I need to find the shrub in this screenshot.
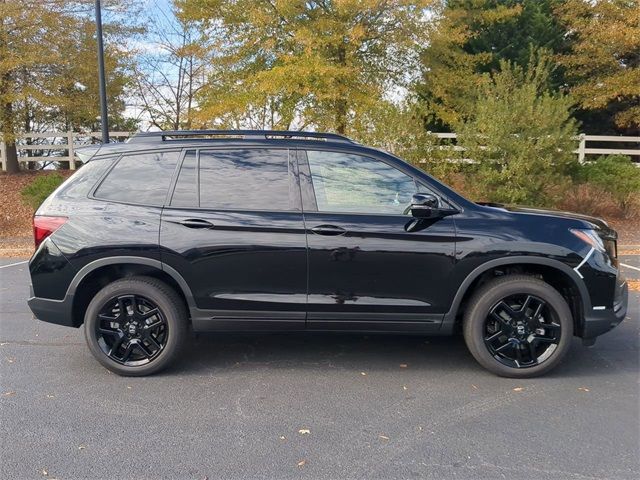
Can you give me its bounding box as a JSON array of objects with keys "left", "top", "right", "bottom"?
[
  {"left": 578, "top": 155, "right": 640, "bottom": 217},
  {"left": 558, "top": 183, "right": 623, "bottom": 219},
  {"left": 456, "top": 52, "right": 579, "bottom": 207},
  {"left": 21, "top": 173, "right": 65, "bottom": 210}
]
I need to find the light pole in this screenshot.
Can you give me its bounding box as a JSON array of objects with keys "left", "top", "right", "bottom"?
[{"left": 95, "top": 0, "right": 109, "bottom": 143}]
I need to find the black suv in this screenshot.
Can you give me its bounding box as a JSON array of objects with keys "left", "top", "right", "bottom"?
[{"left": 27, "top": 130, "right": 628, "bottom": 377}]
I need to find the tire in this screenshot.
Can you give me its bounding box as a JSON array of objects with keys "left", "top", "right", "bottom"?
[
  {"left": 463, "top": 275, "right": 573, "bottom": 378},
  {"left": 84, "top": 276, "right": 188, "bottom": 376}
]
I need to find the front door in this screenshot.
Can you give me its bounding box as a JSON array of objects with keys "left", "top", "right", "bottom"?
[
  {"left": 298, "top": 149, "right": 457, "bottom": 332},
  {"left": 160, "top": 147, "right": 307, "bottom": 331}
]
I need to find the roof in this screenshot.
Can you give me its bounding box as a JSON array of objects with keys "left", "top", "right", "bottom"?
[{"left": 76, "top": 130, "right": 360, "bottom": 161}]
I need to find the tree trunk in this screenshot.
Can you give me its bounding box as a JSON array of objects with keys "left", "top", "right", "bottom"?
[
  {"left": 2, "top": 99, "right": 19, "bottom": 172},
  {"left": 4, "top": 141, "right": 18, "bottom": 173},
  {"left": 334, "top": 45, "right": 348, "bottom": 135}
]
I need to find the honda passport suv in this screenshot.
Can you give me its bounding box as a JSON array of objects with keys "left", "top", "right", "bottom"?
[{"left": 27, "top": 130, "right": 628, "bottom": 377}]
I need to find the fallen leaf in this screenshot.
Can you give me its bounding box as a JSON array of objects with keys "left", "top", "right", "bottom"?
[
  {"left": 2, "top": 391, "right": 16, "bottom": 397},
  {"left": 513, "top": 387, "right": 525, "bottom": 392},
  {"left": 379, "top": 435, "right": 389, "bottom": 440},
  {"left": 399, "top": 364, "right": 408, "bottom": 368},
  {"left": 578, "top": 387, "right": 590, "bottom": 392},
  {"left": 297, "top": 460, "right": 306, "bottom": 468},
  {"left": 298, "top": 428, "right": 310, "bottom": 435},
  {"left": 360, "top": 372, "right": 367, "bottom": 376},
  {"left": 471, "top": 385, "right": 478, "bottom": 390}
]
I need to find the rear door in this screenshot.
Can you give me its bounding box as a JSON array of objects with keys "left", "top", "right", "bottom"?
[
  {"left": 160, "top": 147, "right": 308, "bottom": 331},
  {"left": 299, "top": 149, "right": 457, "bottom": 332}
]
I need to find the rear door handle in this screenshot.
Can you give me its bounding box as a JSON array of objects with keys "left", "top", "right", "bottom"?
[
  {"left": 178, "top": 218, "right": 214, "bottom": 229},
  {"left": 310, "top": 224, "right": 347, "bottom": 236}
]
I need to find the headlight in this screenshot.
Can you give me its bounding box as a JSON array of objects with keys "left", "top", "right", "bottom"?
[{"left": 570, "top": 228, "right": 605, "bottom": 252}]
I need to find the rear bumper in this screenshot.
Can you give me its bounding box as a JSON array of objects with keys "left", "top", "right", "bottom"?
[
  {"left": 27, "top": 284, "right": 76, "bottom": 328},
  {"left": 582, "top": 277, "right": 628, "bottom": 339}
]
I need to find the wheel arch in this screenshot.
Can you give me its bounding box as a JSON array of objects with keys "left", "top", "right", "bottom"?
[
  {"left": 68, "top": 256, "right": 195, "bottom": 327},
  {"left": 442, "top": 256, "right": 590, "bottom": 336}
]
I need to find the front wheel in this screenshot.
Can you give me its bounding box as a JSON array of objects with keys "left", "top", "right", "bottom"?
[
  {"left": 84, "top": 276, "right": 188, "bottom": 376},
  {"left": 463, "top": 275, "right": 573, "bottom": 378}
]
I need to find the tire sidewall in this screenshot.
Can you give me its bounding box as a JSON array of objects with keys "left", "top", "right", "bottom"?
[
  {"left": 84, "top": 279, "right": 185, "bottom": 376},
  {"left": 464, "top": 278, "right": 574, "bottom": 378}
]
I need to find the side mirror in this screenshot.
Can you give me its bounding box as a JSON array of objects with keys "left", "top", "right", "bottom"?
[{"left": 407, "top": 193, "right": 459, "bottom": 219}]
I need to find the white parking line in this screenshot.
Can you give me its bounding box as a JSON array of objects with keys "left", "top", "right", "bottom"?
[
  {"left": 621, "top": 263, "right": 640, "bottom": 273},
  {"left": 0, "top": 260, "right": 28, "bottom": 269}
]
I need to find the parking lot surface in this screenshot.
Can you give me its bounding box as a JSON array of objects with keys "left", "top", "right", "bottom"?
[{"left": 1, "top": 257, "right": 639, "bottom": 480}]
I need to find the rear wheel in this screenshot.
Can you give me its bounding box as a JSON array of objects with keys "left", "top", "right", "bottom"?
[
  {"left": 84, "top": 276, "right": 187, "bottom": 376},
  {"left": 463, "top": 275, "right": 573, "bottom": 378}
]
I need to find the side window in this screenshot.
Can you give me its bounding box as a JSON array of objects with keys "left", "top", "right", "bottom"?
[
  {"left": 306, "top": 150, "right": 417, "bottom": 214},
  {"left": 95, "top": 151, "right": 180, "bottom": 206},
  {"left": 55, "top": 157, "right": 116, "bottom": 200},
  {"left": 171, "top": 151, "right": 198, "bottom": 207},
  {"left": 197, "top": 149, "right": 291, "bottom": 210}
]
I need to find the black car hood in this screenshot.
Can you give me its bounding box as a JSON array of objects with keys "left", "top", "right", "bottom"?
[{"left": 477, "top": 202, "right": 615, "bottom": 237}]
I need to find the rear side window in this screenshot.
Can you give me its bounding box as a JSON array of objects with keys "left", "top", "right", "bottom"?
[
  {"left": 95, "top": 151, "right": 180, "bottom": 206},
  {"left": 171, "top": 149, "right": 291, "bottom": 210},
  {"left": 54, "top": 157, "right": 116, "bottom": 200}
]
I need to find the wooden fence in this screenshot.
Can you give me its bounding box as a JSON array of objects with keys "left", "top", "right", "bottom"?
[
  {"left": 429, "top": 133, "right": 639, "bottom": 164},
  {"left": 0, "top": 131, "right": 638, "bottom": 171},
  {"left": 0, "top": 131, "right": 132, "bottom": 171}
]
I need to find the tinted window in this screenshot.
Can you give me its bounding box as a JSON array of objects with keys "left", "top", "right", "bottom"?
[
  {"left": 171, "top": 151, "right": 198, "bottom": 207},
  {"left": 55, "top": 157, "right": 116, "bottom": 200},
  {"left": 95, "top": 151, "right": 179, "bottom": 206},
  {"left": 307, "top": 150, "right": 416, "bottom": 214},
  {"left": 198, "top": 149, "right": 290, "bottom": 210}
]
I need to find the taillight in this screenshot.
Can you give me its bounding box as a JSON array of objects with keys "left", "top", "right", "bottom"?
[{"left": 33, "top": 216, "right": 67, "bottom": 248}]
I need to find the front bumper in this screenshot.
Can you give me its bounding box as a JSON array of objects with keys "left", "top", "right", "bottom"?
[
  {"left": 582, "top": 276, "right": 628, "bottom": 339},
  {"left": 27, "top": 284, "right": 76, "bottom": 327}
]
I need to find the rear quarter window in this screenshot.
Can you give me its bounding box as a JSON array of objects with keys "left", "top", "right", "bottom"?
[
  {"left": 94, "top": 151, "right": 180, "bottom": 206},
  {"left": 53, "top": 157, "right": 116, "bottom": 201}
]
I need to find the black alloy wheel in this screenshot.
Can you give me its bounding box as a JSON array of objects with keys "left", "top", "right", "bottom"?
[
  {"left": 96, "top": 294, "right": 168, "bottom": 366},
  {"left": 84, "top": 276, "right": 187, "bottom": 376},
  {"left": 463, "top": 275, "right": 573, "bottom": 378},
  {"left": 484, "top": 294, "right": 561, "bottom": 368}
]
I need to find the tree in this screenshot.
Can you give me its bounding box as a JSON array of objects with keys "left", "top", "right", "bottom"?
[
  {"left": 177, "top": 0, "right": 434, "bottom": 134},
  {"left": 556, "top": 0, "right": 640, "bottom": 134},
  {"left": 0, "top": 0, "right": 137, "bottom": 172},
  {"left": 457, "top": 54, "right": 579, "bottom": 206},
  {"left": 133, "top": 5, "right": 209, "bottom": 130},
  {"left": 417, "top": 0, "right": 568, "bottom": 131}
]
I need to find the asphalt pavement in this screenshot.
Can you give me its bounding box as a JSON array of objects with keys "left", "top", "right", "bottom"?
[{"left": 1, "top": 257, "right": 638, "bottom": 480}]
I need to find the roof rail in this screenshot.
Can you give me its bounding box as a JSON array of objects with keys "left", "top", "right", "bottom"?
[{"left": 128, "top": 129, "right": 354, "bottom": 144}]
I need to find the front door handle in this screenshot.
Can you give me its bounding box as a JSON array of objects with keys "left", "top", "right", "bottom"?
[
  {"left": 179, "top": 218, "right": 214, "bottom": 229},
  {"left": 310, "top": 224, "right": 347, "bottom": 236}
]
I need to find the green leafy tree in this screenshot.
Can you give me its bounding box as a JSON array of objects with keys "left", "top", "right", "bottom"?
[
  {"left": 177, "top": 0, "right": 434, "bottom": 134},
  {"left": 556, "top": 0, "right": 640, "bottom": 133},
  {"left": 417, "top": 0, "right": 568, "bottom": 131},
  {"left": 457, "top": 54, "right": 579, "bottom": 206},
  {"left": 0, "top": 0, "right": 138, "bottom": 172}
]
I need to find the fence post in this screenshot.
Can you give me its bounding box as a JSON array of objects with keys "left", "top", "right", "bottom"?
[
  {"left": 577, "top": 133, "right": 586, "bottom": 164},
  {"left": 0, "top": 138, "right": 6, "bottom": 172},
  {"left": 67, "top": 131, "right": 76, "bottom": 170}
]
